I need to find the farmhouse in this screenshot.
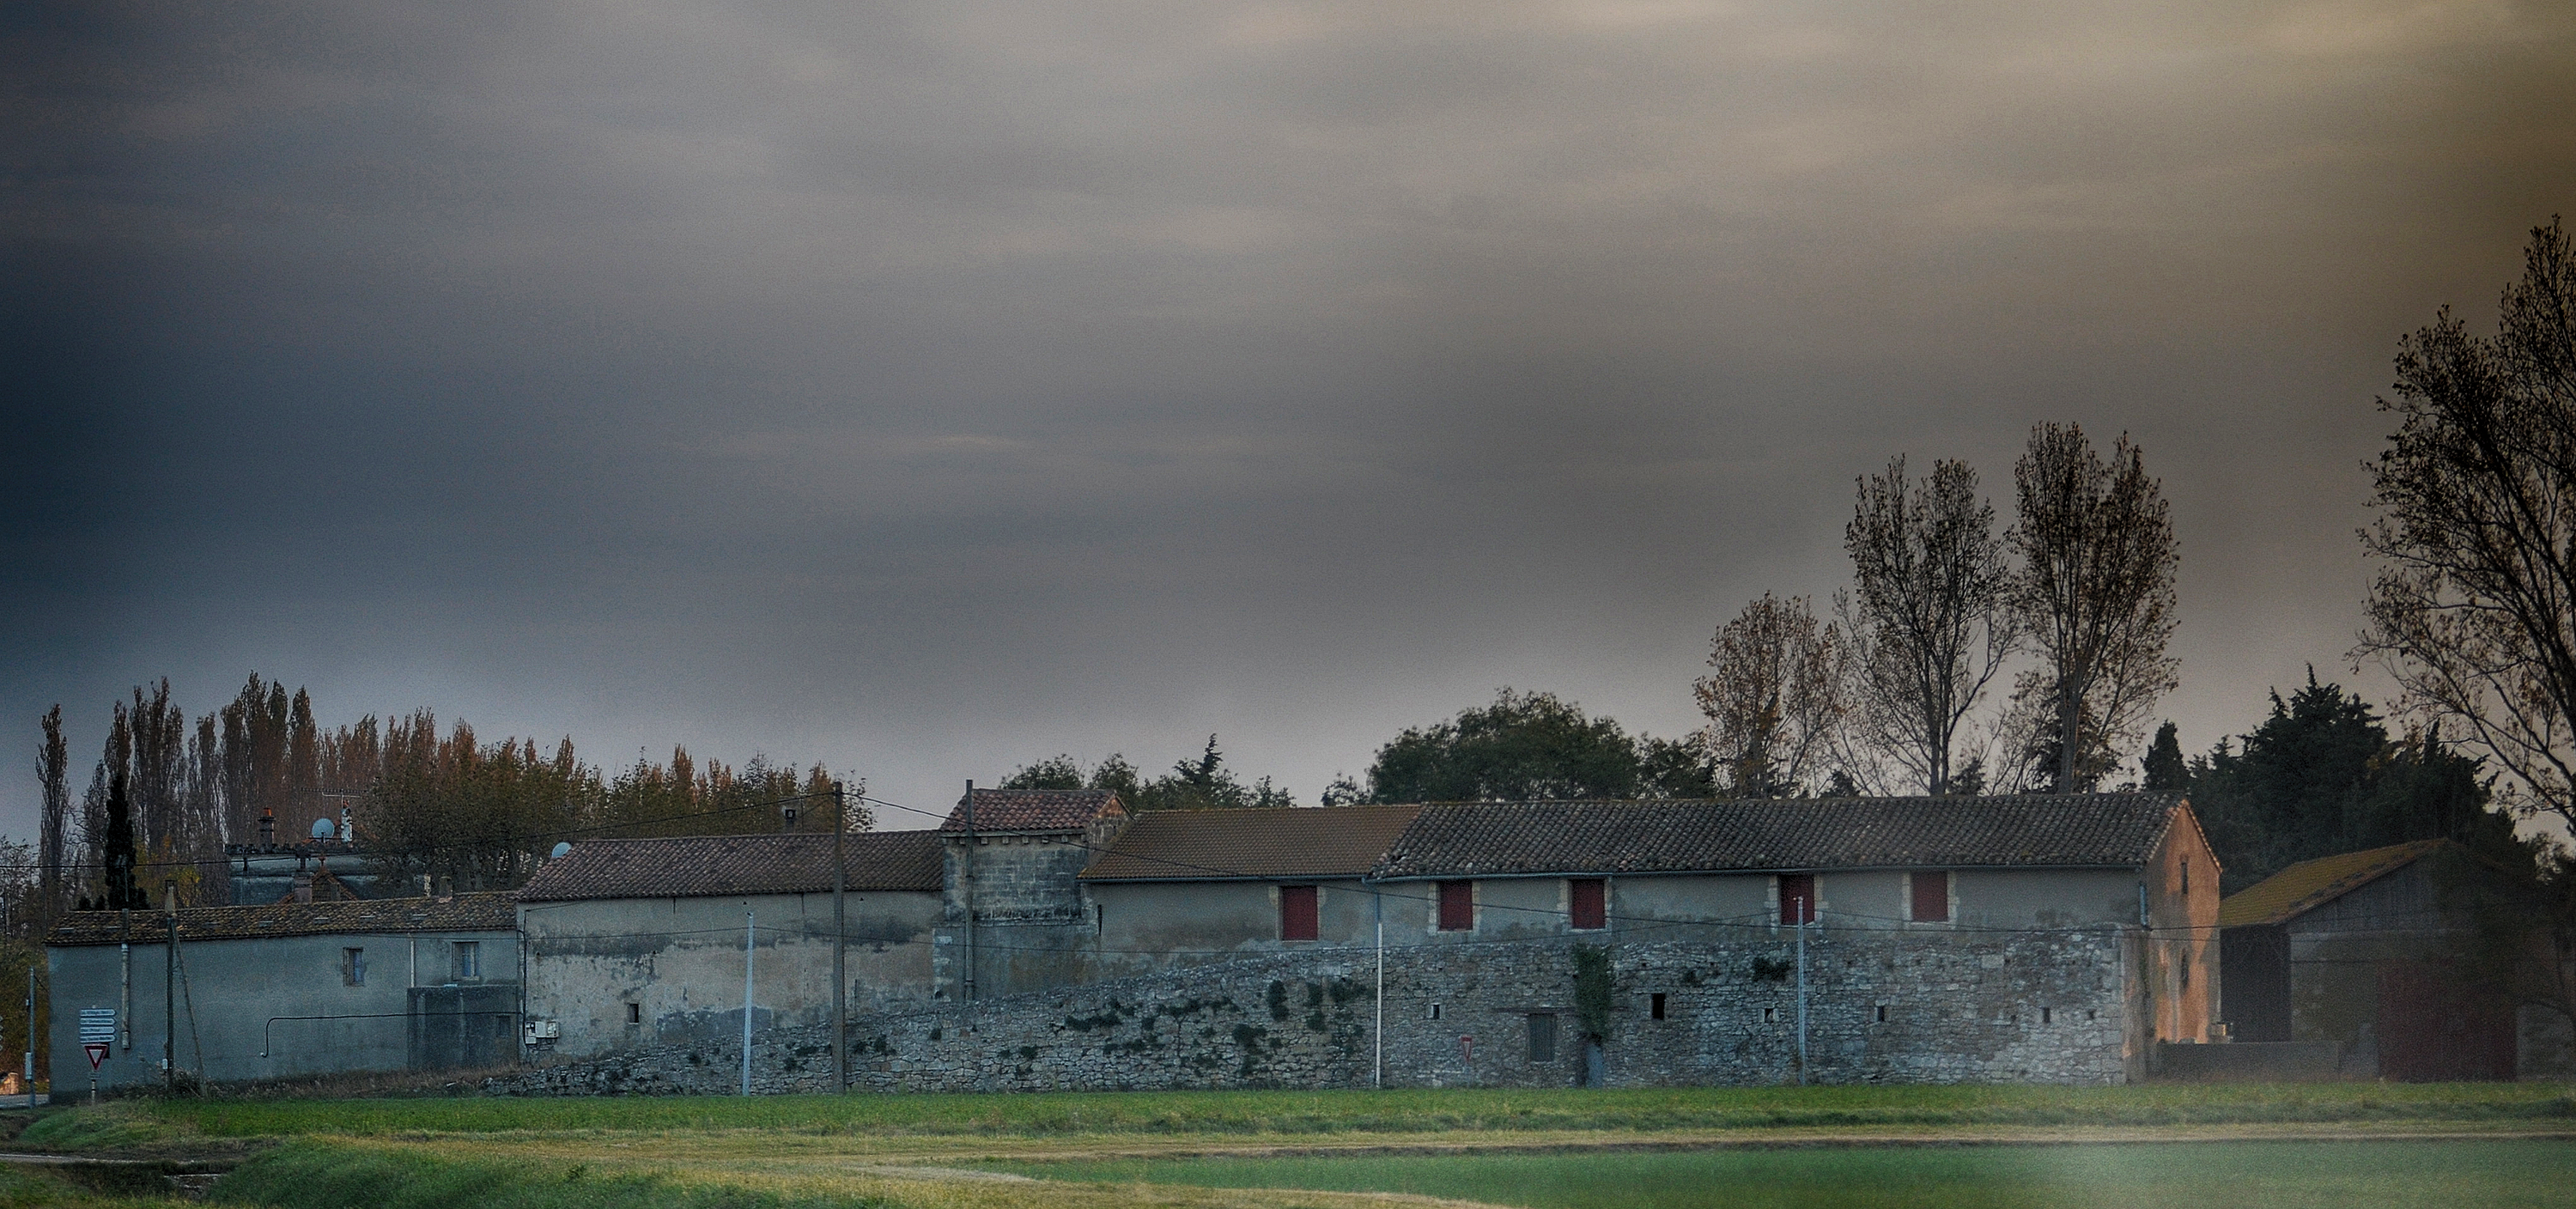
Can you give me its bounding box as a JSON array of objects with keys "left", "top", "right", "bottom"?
[
  {"left": 514, "top": 831, "right": 944, "bottom": 1059},
  {"left": 46, "top": 892, "right": 519, "bottom": 1091},
  {"left": 497, "top": 789, "right": 2214, "bottom": 1089}
]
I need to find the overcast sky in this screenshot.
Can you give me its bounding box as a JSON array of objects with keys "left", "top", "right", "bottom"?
[{"left": 5, "top": 1, "right": 2572, "bottom": 835}]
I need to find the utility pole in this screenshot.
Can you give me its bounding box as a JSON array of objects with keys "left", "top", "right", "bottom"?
[
  {"left": 26, "top": 964, "right": 36, "bottom": 1085},
  {"left": 960, "top": 780, "right": 975, "bottom": 1016},
  {"left": 831, "top": 780, "right": 848, "bottom": 1093},
  {"left": 741, "top": 908, "right": 755, "bottom": 1097},
  {"left": 162, "top": 882, "right": 176, "bottom": 1093},
  {"left": 1373, "top": 887, "right": 1384, "bottom": 1091},
  {"left": 1793, "top": 894, "right": 1807, "bottom": 1086}
]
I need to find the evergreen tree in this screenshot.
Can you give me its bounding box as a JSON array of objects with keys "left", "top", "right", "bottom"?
[{"left": 2141, "top": 721, "right": 2186, "bottom": 793}]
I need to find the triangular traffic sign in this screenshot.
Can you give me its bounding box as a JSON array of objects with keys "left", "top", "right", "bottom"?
[{"left": 82, "top": 1043, "right": 107, "bottom": 1070}]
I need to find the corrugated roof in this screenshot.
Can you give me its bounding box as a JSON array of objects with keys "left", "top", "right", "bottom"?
[
  {"left": 939, "top": 789, "right": 1124, "bottom": 833},
  {"left": 513, "top": 830, "right": 944, "bottom": 902},
  {"left": 1370, "top": 794, "right": 2187, "bottom": 879},
  {"left": 46, "top": 893, "right": 515, "bottom": 947},
  {"left": 1080, "top": 805, "right": 1425, "bottom": 881},
  {"left": 2216, "top": 839, "right": 2450, "bottom": 928}
]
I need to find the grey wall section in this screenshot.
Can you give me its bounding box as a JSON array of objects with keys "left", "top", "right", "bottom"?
[
  {"left": 486, "top": 928, "right": 2147, "bottom": 1096},
  {"left": 939, "top": 829, "right": 1109, "bottom": 1000},
  {"left": 519, "top": 890, "right": 939, "bottom": 1060},
  {"left": 49, "top": 929, "right": 519, "bottom": 1090}
]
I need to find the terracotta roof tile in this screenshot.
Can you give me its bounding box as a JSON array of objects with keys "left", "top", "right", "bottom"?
[
  {"left": 46, "top": 893, "right": 515, "bottom": 947},
  {"left": 1080, "top": 805, "right": 1425, "bottom": 881},
  {"left": 1370, "top": 794, "right": 2187, "bottom": 878},
  {"left": 939, "top": 789, "right": 1124, "bottom": 833},
  {"left": 514, "top": 830, "right": 943, "bottom": 902},
  {"left": 2216, "top": 839, "right": 2450, "bottom": 928}
]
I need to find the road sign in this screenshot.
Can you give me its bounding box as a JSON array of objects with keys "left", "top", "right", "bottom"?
[
  {"left": 76, "top": 1008, "right": 113, "bottom": 1046},
  {"left": 82, "top": 1043, "right": 107, "bottom": 1070}
]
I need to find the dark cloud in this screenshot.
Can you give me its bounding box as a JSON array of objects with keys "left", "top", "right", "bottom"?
[{"left": 6, "top": 0, "right": 2573, "bottom": 825}]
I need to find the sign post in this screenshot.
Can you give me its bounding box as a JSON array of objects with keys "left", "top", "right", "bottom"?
[{"left": 82, "top": 1042, "right": 106, "bottom": 1103}]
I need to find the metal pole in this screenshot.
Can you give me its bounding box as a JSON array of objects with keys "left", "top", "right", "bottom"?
[
  {"left": 163, "top": 883, "right": 176, "bottom": 1093},
  {"left": 741, "top": 909, "right": 755, "bottom": 1097},
  {"left": 27, "top": 964, "right": 35, "bottom": 1084},
  {"left": 832, "top": 780, "right": 847, "bottom": 1093},
  {"left": 961, "top": 780, "right": 975, "bottom": 1014},
  {"left": 1794, "top": 895, "right": 1807, "bottom": 1086},
  {"left": 1373, "top": 888, "right": 1384, "bottom": 1091}
]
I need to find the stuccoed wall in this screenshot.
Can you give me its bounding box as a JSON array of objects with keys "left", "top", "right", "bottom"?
[{"left": 484, "top": 927, "right": 2142, "bottom": 1095}]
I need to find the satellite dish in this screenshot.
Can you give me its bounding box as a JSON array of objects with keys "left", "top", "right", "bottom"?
[
  {"left": 309, "top": 817, "right": 337, "bottom": 841},
  {"left": 550, "top": 841, "right": 573, "bottom": 860}
]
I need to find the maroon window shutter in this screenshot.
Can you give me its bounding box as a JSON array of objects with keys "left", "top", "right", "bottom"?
[
  {"left": 1570, "top": 878, "right": 1607, "bottom": 930},
  {"left": 1911, "top": 871, "right": 1949, "bottom": 922},
  {"left": 1279, "top": 885, "right": 1319, "bottom": 941},
  {"left": 1778, "top": 873, "right": 1815, "bottom": 925},
  {"left": 1438, "top": 880, "right": 1474, "bottom": 931}
]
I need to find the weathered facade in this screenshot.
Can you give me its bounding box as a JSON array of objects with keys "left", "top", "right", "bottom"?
[
  {"left": 503, "top": 791, "right": 2216, "bottom": 1090},
  {"left": 2217, "top": 840, "right": 2575, "bottom": 1079},
  {"left": 515, "top": 832, "right": 943, "bottom": 1060},
  {"left": 46, "top": 894, "right": 519, "bottom": 1090}
]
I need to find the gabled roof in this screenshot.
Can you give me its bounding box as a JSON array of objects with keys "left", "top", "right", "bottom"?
[
  {"left": 47, "top": 893, "right": 515, "bottom": 947},
  {"left": 2217, "top": 839, "right": 2451, "bottom": 928},
  {"left": 941, "top": 788, "right": 1124, "bottom": 834},
  {"left": 513, "top": 830, "right": 944, "bottom": 903},
  {"left": 1080, "top": 805, "right": 1425, "bottom": 882},
  {"left": 1370, "top": 794, "right": 2188, "bottom": 879}
]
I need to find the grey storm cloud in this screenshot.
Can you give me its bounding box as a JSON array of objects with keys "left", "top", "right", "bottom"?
[{"left": 4, "top": 0, "right": 2573, "bottom": 825}]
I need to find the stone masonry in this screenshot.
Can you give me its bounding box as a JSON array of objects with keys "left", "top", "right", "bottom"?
[{"left": 484, "top": 926, "right": 2145, "bottom": 1096}]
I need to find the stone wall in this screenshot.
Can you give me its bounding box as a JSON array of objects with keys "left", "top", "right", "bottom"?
[{"left": 483, "top": 927, "right": 2142, "bottom": 1096}]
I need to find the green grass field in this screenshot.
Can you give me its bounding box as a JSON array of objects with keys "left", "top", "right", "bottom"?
[
  {"left": 985, "top": 1139, "right": 2576, "bottom": 1209},
  {"left": 9, "top": 1084, "right": 2573, "bottom": 1208}
]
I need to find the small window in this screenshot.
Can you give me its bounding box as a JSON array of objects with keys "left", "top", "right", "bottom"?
[
  {"left": 1570, "top": 878, "right": 1607, "bottom": 930},
  {"left": 1778, "top": 874, "right": 1816, "bottom": 926},
  {"left": 452, "top": 940, "right": 480, "bottom": 981},
  {"left": 1528, "top": 1013, "right": 1558, "bottom": 1063},
  {"left": 1437, "top": 881, "right": 1474, "bottom": 932},
  {"left": 1763, "top": 1005, "right": 1778, "bottom": 1024},
  {"left": 1875, "top": 1004, "right": 1888, "bottom": 1024},
  {"left": 1911, "top": 872, "right": 1950, "bottom": 923},
  {"left": 2041, "top": 1006, "right": 2053, "bottom": 1024},
  {"left": 1279, "top": 885, "right": 1320, "bottom": 942},
  {"left": 626, "top": 1002, "right": 642, "bottom": 1025},
  {"left": 342, "top": 947, "right": 365, "bottom": 987},
  {"left": 1649, "top": 992, "right": 1667, "bottom": 1020},
  {"left": 1428, "top": 1002, "right": 1442, "bottom": 1021},
  {"left": 2181, "top": 858, "right": 2190, "bottom": 896}
]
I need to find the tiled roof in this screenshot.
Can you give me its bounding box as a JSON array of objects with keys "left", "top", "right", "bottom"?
[
  {"left": 2217, "top": 840, "right": 2450, "bottom": 928},
  {"left": 1370, "top": 794, "right": 2188, "bottom": 879},
  {"left": 939, "top": 789, "right": 1124, "bottom": 833},
  {"left": 513, "top": 830, "right": 944, "bottom": 902},
  {"left": 46, "top": 893, "right": 515, "bottom": 947},
  {"left": 1080, "top": 805, "right": 1425, "bottom": 882}
]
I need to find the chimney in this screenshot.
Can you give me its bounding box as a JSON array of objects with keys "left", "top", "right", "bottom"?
[
  {"left": 258, "top": 807, "right": 275, "bottom": 847},
  {"left": 292, "top": 870, "right": 313, "bottom": 905},
  {"left": 436, "top": 874, "right": 453, "bottom": 902}
]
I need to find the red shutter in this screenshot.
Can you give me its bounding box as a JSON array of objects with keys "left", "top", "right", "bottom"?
[
  {"left": 1778, "top": 874, "right": 1815, "bottom": 925},
  {"left": 1279, "top": 885, "right": 1319, "bottom": 941},
  {"left": 1438, "top": 881, "right": 1474, "bottom": 931},
  {"left": 1570, "top": 878, "right": 1607, "bottom": 930},
  {"left": 1911, "top": 871, "right": 1950, "bottom": 922}
]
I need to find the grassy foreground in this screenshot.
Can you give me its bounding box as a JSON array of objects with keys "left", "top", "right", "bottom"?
[{"left": 12, "top": 1084, "right": 2574, "bottom": 1209}]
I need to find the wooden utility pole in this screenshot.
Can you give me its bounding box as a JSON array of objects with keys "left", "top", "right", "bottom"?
[{"left": 831, "top": 780, "right": 848, "bottom": 1092}]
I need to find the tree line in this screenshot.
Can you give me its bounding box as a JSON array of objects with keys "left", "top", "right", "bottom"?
[{"left": 27, "top": 673, "right": 865, "bottom": 918}]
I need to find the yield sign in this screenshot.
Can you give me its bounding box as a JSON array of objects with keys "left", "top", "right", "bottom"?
[{"left": 82, "top": 1043, "right": 108, "bottom": 1070}]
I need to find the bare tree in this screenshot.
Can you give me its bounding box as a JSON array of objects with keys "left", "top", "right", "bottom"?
[
  {"left": 2358, "top": 216, "right": 2576, "bottom": 833},
  {"left": 1695, "top": 594, "right": 1850, "bottom": 797},
  {"left": 2006, "top": 423, "right": 2179, "bottom": 793},
  {"left": 1842, "top": 456, "right": 2016, "bottom": 795}
]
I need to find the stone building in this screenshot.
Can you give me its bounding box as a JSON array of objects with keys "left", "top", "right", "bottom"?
[
  {"left": 506, "top": 789, "right": 2217, "bottom": 1089},
  {"left": 46, "top": 893, "right": 519, "bottom": 1090},
  {"left": 515, "top": 831, "right": 943, "bottom": 1059}
]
